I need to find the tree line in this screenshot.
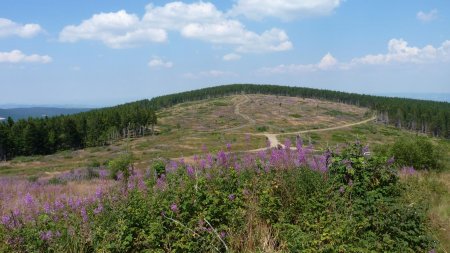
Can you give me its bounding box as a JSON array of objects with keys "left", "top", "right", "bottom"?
[{"left": 0, "top": 101, "right": 156, "bottom": 160}]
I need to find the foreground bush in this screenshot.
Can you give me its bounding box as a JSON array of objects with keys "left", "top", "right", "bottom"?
[
  {"left": 0, "top": 142, "right": 437, "bottom": 252},
  {"left": 376, "top": 136, "right": 443, "bottom": 171}
]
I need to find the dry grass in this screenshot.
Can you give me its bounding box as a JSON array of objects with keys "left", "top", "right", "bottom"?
[
  {"left": 1, "top": 94, "right": 368, "bottom": 176},
  {"left": 0, "top": 177, "right": 116, "bottom": 217}
]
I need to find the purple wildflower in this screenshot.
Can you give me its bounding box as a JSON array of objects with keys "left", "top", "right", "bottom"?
[
  {"left": 400, "top": 166, "right": 417, "bottom": 176},
  {"left": 226, "top": 143, "right": 231, "bottom": 151},
  {"left": 186, "top": 165, "right": 195, "bottom": 177},
  {"left": 1, "top": 215, "right": 10, "bottom": 226},
  {"left": 40, "top": 230, "right": 53, "bottom": 241},
  {"left": 339, "top": 186, "right": 345, "bottom": 194},
  {"left": 94, "top": 204, "right": 103, "bottom": 215},
  {"left": 220, "top": 231, "right": 227, "bottom": 239},
  {"left": 228, "top": 194, "right": 236, "bottom": 201},
  {"left": 24, "top": 192, "right": 34, "bottom": 207},
  {"left": 95, "top": 187, "right": 103, "bottom": 199},
  {"left": 170, "top": 203, "right": 178, "bottom": 213},
  {"left": 99, "top": 169, "right": 108, "bottom": 179},
  {"left": 43, "top": 202, "right": 52, "bottom": 213},
  {"left": 81, "top": 207, "right": 88, "bottom": 222}
]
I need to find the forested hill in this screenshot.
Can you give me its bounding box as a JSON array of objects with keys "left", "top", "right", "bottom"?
[
  {"left": 149, "top": 84, "right": 449, "bottom": 138},
  {"left": 0, "top": 101, "right": 156, "bottom": 159},
  {"left": 1, "top": 84, "right": 449, "bottom": 160}
]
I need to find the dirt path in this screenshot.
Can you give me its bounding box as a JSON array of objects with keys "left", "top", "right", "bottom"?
[
  {"left": 224, "top": 95, "right": 376, "bottom": 152},
  {"left": 222, "top": 95, "right": 255, "bottom": 132},
  {"left": 233, "top": 95, "right": 255, "bottom": 124}
]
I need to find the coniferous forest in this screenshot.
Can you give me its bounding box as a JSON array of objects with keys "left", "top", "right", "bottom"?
[
  {"left": 0, "top": 84, "right": 449, "bottom": 160},
  {"left": 0, "top": 101, "right": 157, "bottom": 160}
]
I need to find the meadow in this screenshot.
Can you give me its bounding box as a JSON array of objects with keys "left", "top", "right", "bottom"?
[{"left": 1, "top": 94, "right": 449, "bottom": 252}]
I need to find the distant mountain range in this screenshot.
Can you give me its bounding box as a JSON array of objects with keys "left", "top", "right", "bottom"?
[{"left": 0, "top": 107, "right": 93, "bottom": 121}]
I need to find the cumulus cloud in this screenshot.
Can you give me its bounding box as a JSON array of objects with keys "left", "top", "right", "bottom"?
[
  {"left": 350, "top": 39, "right": 450, "bottom": 65},
  {"left": 59, "top": 10, "right": 167, "bottom": 48},
  {"left": 260, "top": 53, "right": 337, "bottom": 73},
  {"left": 317, "top": 53, "right": 337, "bottom": 69},
  {"left": 417, "top": 9, "right": 438, "bottom": 22},
  {"left": 223, "top": 53, "right": 241, "bottom": 61},
  {"left": 261, "top": 39, "right": 450, "bottom": 74},
  {"left": 0, "top": 50, "right": 52, "bottom": 63},
  {"left": 148, "top": 57, "right": 173, "bottom": 68},
  {"left": 0, "top": 18, "right": 43, "bottom": 38},
  {"left": 229, "top": 0, "right": 342, "bottom": 20},
  {"left": 59, "top": 2, "right": 292, "bottom": 53}
]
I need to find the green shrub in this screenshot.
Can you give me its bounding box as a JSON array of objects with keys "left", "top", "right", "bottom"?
[
  {"left": 108, "top": 153, "right": 134, "bottom": 180},
  {"left": 27, "top": 175, "right": 39, "bottom": 183},
  {"left": 390, "top": 137, "right": 442, "bottom": 170},
  {"left": 88, "top": 160, "right": 101, "bottom": 168},
  {"left": 256, "top": 125, "right": 268, "bottom": 132},
  {"left": 48, "top": 177, "right": 66, "bottom": 185},
  {"left": 151, "top": 160, "right": 166, "bottom": 177}
]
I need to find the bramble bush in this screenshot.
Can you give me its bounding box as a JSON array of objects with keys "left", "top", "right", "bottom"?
[{"left": 0, "top": 141, "right": 438, "bottom": 252}]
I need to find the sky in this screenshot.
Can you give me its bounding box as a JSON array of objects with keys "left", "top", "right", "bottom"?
[{"left": 0, "top": 0, "right": 449, "bottom": 106}]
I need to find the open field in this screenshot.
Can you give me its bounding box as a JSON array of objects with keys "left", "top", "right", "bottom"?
[
  {"left": 2, "top": 94, "right": 448, "bottom": 177},
  {"left": 1, "top": 94, "right": 449, "bottom": 251},
  {"left": 0, "top": 94, "right": 371, "bottom": 177}
]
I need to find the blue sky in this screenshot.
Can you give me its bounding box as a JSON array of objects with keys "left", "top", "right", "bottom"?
[{"left": 0, "top": 0, "right": 449, "bottom": 106}]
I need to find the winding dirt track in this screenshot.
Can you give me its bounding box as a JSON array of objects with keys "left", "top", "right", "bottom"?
[
  {"left": 228, "top": 95, "right": 376, "bottom": 152},
  {"left": 172, "top": 95, "right": 375, "bottom": 160}
]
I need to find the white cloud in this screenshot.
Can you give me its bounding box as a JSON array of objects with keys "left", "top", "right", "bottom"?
[
  {"left": 143, "top": 2, "right": 223, "bottom": 30},
  {"left": 261, "top": 39, "right": 450, "bottom": 74},
  {"left": 417, "top": 9, "right": 438, "bottom": 22},
  {"left": 223, "top": 53, "right": 241, "bottom": 61},
  {"left": 59, "top": 2, "right": 292, "bottom": 53},
  {"left": 350, "top": 39, "right": 450, "bottom": 65},
  {"left": 0, "top": 18, "right": 43, "bottom": 38},
  {"left": 59, "top": 10, "right": 167, "bottom": 48},
  {"left": 317, "top": 52, "right": 337, "bottom": 69},
  {"left": 148, "top": 57, "right": 173, "bottom": 68},
  {"left": 0, "top": 50, "right": 52, "bottom": 63},
  {"left": 230, "top": 0, "right": 342, "bottom": 20},
  {"left": 260, "top": 53, "right": 337, "bottom": 73}
]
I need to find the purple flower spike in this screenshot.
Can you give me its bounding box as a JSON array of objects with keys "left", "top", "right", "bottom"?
[
  {"left": 81, "top": 207, "right": 88, "bottom": 222},
  {"left": 186, "top": 165, "right": 195, "bottom": 177},
  {"left": 1, "top": 215, "right": 11, "bottom": 226},
  {"left": 24, "top": 192, "right": 34, "bottom": 207}
]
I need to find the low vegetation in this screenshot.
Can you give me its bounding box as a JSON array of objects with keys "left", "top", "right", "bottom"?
[{"left": 0, "top": 141, "right": 443, "bottom": 252}]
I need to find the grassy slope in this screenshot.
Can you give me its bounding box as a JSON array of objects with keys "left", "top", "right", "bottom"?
[{"left": 1, "top": 94, "right": 449, "bottom": 250}]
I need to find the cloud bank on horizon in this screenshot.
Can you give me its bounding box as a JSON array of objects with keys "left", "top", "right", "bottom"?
[{"left": 0, "top": 0, "right": 449, "bottom": 105}]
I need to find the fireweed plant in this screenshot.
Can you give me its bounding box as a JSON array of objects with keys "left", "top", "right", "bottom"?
[{"left": 0, "top": 140, "right": 437, "bottom": 252}]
